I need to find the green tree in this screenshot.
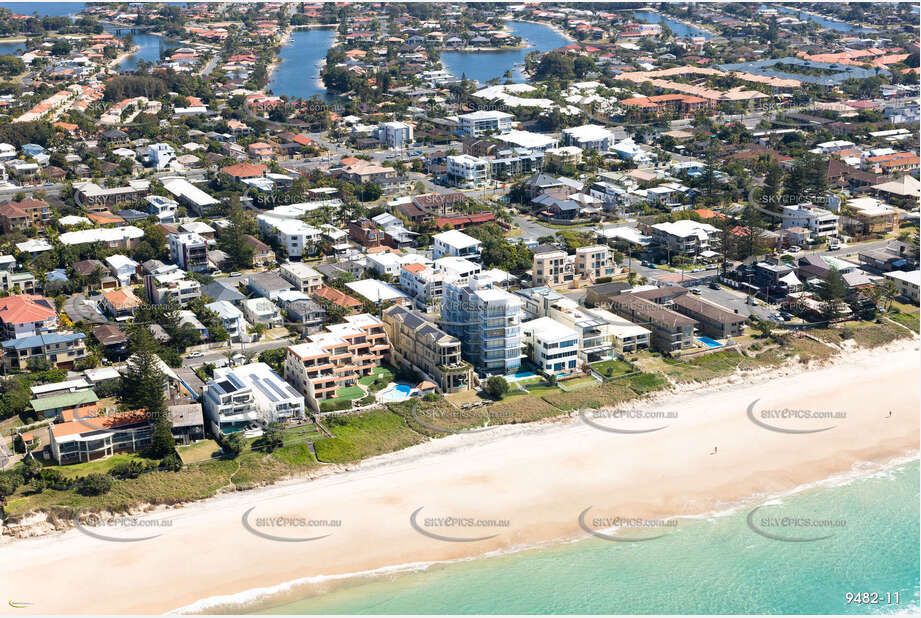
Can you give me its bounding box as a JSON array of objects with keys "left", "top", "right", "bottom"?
[
  {"left": 820, "top": 268, "right": 847, "bottom": 321},
  {"left": 485, "top": 375, "right": 509, "bottom": 399},
  {"left": 122, "top": 327, "right": 175, "bottom": 457},
  {"left": 77, "top": 473, "right": 113, "bottom": 496},
  {"left": 221, "top": 431, "right": 245, "bottom": 458}
]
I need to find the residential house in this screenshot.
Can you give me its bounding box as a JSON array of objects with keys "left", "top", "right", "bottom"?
[
  {"left": 432, "top": 230, "right": 482, "bottom": 262},
  {"left": 521, "top": 316, "right": 580, "bottom": 375},
  {"left": 242, "top": 297, "right": 283, "bottom": 328},
  {"left": 50, "top": 410, "right": 151, "bottom": 464},
  {"left": 203, "top": 362, "right": 304, "bottom": 433},
  {"left": 2, "top": 331, "right": 88, "bottom": 371},
  {"left": 0, "top": 294, "right": 57, "bottom": 340},
  {"left": 100, "top": 287, "right": 142, "bottom": 320}
]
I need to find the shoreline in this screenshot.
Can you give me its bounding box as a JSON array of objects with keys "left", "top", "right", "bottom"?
[{"left": 1, "top": 340, "right": 917, "bottom": 614}]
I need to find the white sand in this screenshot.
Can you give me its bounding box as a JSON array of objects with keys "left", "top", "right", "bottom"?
[{"left": 2, "top": 344, "right": 918, "bottom": 614}]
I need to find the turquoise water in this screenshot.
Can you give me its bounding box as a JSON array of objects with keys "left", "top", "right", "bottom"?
[
  {"left": 698, "top": 336, "right": 722, "bottom": 348},
  {"left": 239, "top": 459, "right": 919, "bottom": 614},
  {"left": 440, "top": 21, "right": 572, "bottom": 85},
  {"left": 628, "top": 11, "right": 713, "bottom": 40},
  {"left": 268, "top": 27, "right": 338, "bottom": 101},
  {"left": 379, "top": 383, "right": 412, "bottom": 402},
  {"left": 108, "top": 30, "right": 174, "bottom": 72}
]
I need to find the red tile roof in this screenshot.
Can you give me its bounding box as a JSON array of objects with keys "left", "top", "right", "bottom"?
[{"left": 0, "top": 294, "right": 57, "bottom": 325}]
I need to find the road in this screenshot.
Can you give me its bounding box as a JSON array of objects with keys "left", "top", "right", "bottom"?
[{"left": 182, "top": 337, "right": 296, "bottom": 369}]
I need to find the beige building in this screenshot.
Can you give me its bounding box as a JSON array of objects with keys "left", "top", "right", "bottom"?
[
  {"left": 279, "top": 262, "right": 323, "bottom": 293},
  {"left": 382, "top": 305, "right": 473, "bottom": 393},
  {"left": 532, "top": 246, "right": 573, "bottom": 287},
  {"left": 575, "top": 245, "right": 618, "bottom": 282},
  {"left": 285, "top": 314, "right": 389, "bottom": 410},
  {"left": 545, "top": 146, "right": 583, "bottom": 167}
]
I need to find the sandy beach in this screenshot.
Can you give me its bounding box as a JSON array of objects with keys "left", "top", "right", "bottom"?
[{"left": 2, "top": 343, "right": 918, "bottom": 614}]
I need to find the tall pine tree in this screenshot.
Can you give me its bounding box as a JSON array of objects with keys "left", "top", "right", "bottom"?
[{"left": 123, "top": 326, "right": 175, "bottom": 457}]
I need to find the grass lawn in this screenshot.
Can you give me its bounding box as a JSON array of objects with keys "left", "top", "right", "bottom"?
[
  {"left": 45, "top": 452, "right": 155, "bottom": 479},
  {"left": 358, "top": 365, "right": 395, "bottom": 386},
  {"left": 590, "top": 359, "right": 635, "bottom": 378},
  {"left": 541, "top": 381, "right": 637, "bottom": 411},
  {"left": 313, "top": 409, "right": 425, "bottom": 463},
  {"left": 559, "top": 376, "right": 600, "bottom": 390},
  {"left": 887, "top": 311, "right": 920, "bottom": 333},
  {"left": 328, "top": 385, "right": 365, "bottom": 403},
  {"left": 522, "top": 382, "right": 563, "bottom": 396},
  {"left": 177, "top": 439, "right": 221, "bottom": 464}
]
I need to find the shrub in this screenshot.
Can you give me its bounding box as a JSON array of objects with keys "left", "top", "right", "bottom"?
[
  {"left": 109, "top": 459, "right": 147, "bottom": 479},
  {"left": 77, "top": 473, "right": 113, "bottom": 496},
  {"left": 160, "top": 452, "right": 183, "bottom": 472},
  {"left": 422, "top": 393, "right": 439, "bottom": 402}
]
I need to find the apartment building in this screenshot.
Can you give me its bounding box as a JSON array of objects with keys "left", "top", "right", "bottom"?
[
  {"left": 279, "top": 262, "right": 323, "bottom": 294},
  {"left": 382, "top": 305, "right": 473, "bottom": 393},
  {"left": 73, "top": 180, "right": 150, "bottom": 209},
  {"left": 285, "top": 314, "right": 390, "bottom": 410},
  {"left": 59, "top": 226, "right": 145, "bottom": 250},
  {"left": 532, "top": 245, "right": 573, "bottom": 287},
  {"left": 782, "top": 204, "right": 839, "bottom": 237},
  {"left": 548, "top": 298, "right": 613, "bottom": 363},
  {"left": 257, "top": 214, "right": 321, "bottom": 258},
  {"left": 168, "top": 233, "right": 210, "bottom": 273},
  {"left": 0, "top": 197, "right": 51, "bottom": 233},
  {"left": 144, "top": 272, "right": 201, "bottom": 305},
  {"left": 2, "top": 331, "right": 88, "bottom": 371},
  {"left": 521, "top": 316, "right": 580, "bottom": 375},
  {"left": 457, "top": 110, "right": 514, "bottom": 137},
  {"left": 434, "top": 256, "right": 481, "bottom": 285},
  {"left": 562, "top": 124, "right": 615, "bottom": 151},
  {"left": 669, "top": 294, "right": 746, "bottom": 339},
  {"left": 588, "top": 308, "right": 651, "bottom": 353},
  {"left": 50, "top": 410, "right": 151, "bottom": 465},
  {"left": 649, "top": 219, "right": 719, "bottom": 256},
  {"left": 446, "top": 154, "right": 490, "bottom": 188},
  {"left": 399, "top": 262, "right": 444, "bottom": 312},
  {"left": 844, "top": 197, "right": 901, "bottom": 235},
  {"left": 203, "top": 362, "right": 304, "bottom": 434},
  {"left": 884, "top": 270, "right": 920, "bottom": 303},
  {"left": 375, "top": 121, "right": 414, "bottom": 148},
  {"left": 0, "top": 294, "right": 58, "bottom": 340},
  {"left": 442, "top": 275, "right": 523, "bottom": 374},
  {"left": 575, "top": 245, "right": 617, "bottom": 281},
  {"left": 609, "top": 293, "right": 697, "bottom": 354},
  {"left": 432, "top": 230, "right": 482, "bottom": 262}
]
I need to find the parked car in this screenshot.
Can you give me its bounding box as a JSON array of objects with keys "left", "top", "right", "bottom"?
[
  {"left": 709, "top": 281, "right": 721, "bottom": 290},
  {"left": 230, "top": 272, "right": 242, "bottom": 277},
  {"left": 186, "top": 351, "right": 204, "bottom": 359},
  {"left": 788, "top": 245, "right": 802, "bottom": 253},
  {"left": 691, "top": 288, "right": 701, "bottom": 295}
]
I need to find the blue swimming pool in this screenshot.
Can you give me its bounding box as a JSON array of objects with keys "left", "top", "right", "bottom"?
[
  {"left": 698, "top": 337, "right": 722, "bottom": 348},
  {"left": 379, "top": 383, "right": 413, "bottom": 402},
  {"left": 509, "top": 371, "right": 537, "bottom": 381}
]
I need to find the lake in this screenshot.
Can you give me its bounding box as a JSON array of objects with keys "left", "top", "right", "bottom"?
[
  {"left": 439, "top": 20, "right": 573, "bottom": 85},
  {"left": 267, "top": 27, "right": 338, "bottom": 101},
  {"left": 107, "top": 29, "right": 174, "bottom": 72}
]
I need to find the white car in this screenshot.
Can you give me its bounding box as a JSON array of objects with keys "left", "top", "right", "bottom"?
[{"left": 186, "top": 352, "right": 205, "bottom": 359}]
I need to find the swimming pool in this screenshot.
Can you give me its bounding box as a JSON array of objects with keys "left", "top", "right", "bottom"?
[
  {"left": 379, "top": 383, "right": 413, "bottom": 402},
  {"left": 698, "top": 336, "right": 722, "bottom": 348},
  {"left": 507, "top": 370, "right": 537, "bottom": 382}
]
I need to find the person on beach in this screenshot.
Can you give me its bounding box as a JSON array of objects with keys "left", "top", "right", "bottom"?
[{"left": 711, "top": 446, "right": 718, "bottom": 455}]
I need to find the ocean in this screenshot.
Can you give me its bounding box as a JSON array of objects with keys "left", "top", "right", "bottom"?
[{"left": 183, "top": 458, "right": 919, "bottom": 614}]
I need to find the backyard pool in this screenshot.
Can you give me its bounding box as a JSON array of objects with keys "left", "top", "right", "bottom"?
[
  {"left": 379, "top": 383, "right": 413, "bottom": 402},
  {"left": 698, "top": 337, "right": 723, "bottom": 348},
  {"left": 506, "top": 370, "right": 537, "bottom": 382}
]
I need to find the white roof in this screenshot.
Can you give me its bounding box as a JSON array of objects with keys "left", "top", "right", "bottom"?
[
  {"left": 459, "top": 109, "right": 513, "bottom": 121},
  {"left": 498, "top": 130, "right": 557, "bottom": 149},
  {"left": 434, "top": 229, "right": 481, "bottom": 249},
  {"left": 563, "top": 124, "right": 613, "bottom": 142},
  {"left": 161, "top": 176, "right": 219, "bottom": 207},
  {"left": 206, "top": 299, "right": 244, "bottom": 319},
  {"left": 651, "top": 220, "right": 717, "bottom": 239},
  {"left": 60, "top": 226, "right": 145, "bottom": 246},
  {"left": 885, "top": 270, "right": 921, "bottom": 286},
  {"left": 522, "top": 316, "right": 578, "bottom": 342},
  {"left": 105, "top": 254, "right": 138, "bottom": 270},
  {"left": 281, "top": 262, "right": 321, "bottom": 278},
  {"left": 59, "top": 215, "right": 91, "bottom": 226},
  {"left": 346, "top": 279, "right": 410, "bottom": 303},
  {"left": 180, "top": 221, "right": 215, "bottom": 234}
]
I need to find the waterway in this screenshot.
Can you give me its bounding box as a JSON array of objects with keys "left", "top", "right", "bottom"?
[
  {"left": 267, "top": 27, "right": 338, "bottom": 101},
  {"left": 773, "top": 5, "right": 872, "bottom": 33},
  {"left": 628, "top": 10, "right": 713, "bottom": 40},
  {"left": 439, "top": 20, "right": 572, "bottom": 85}
]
